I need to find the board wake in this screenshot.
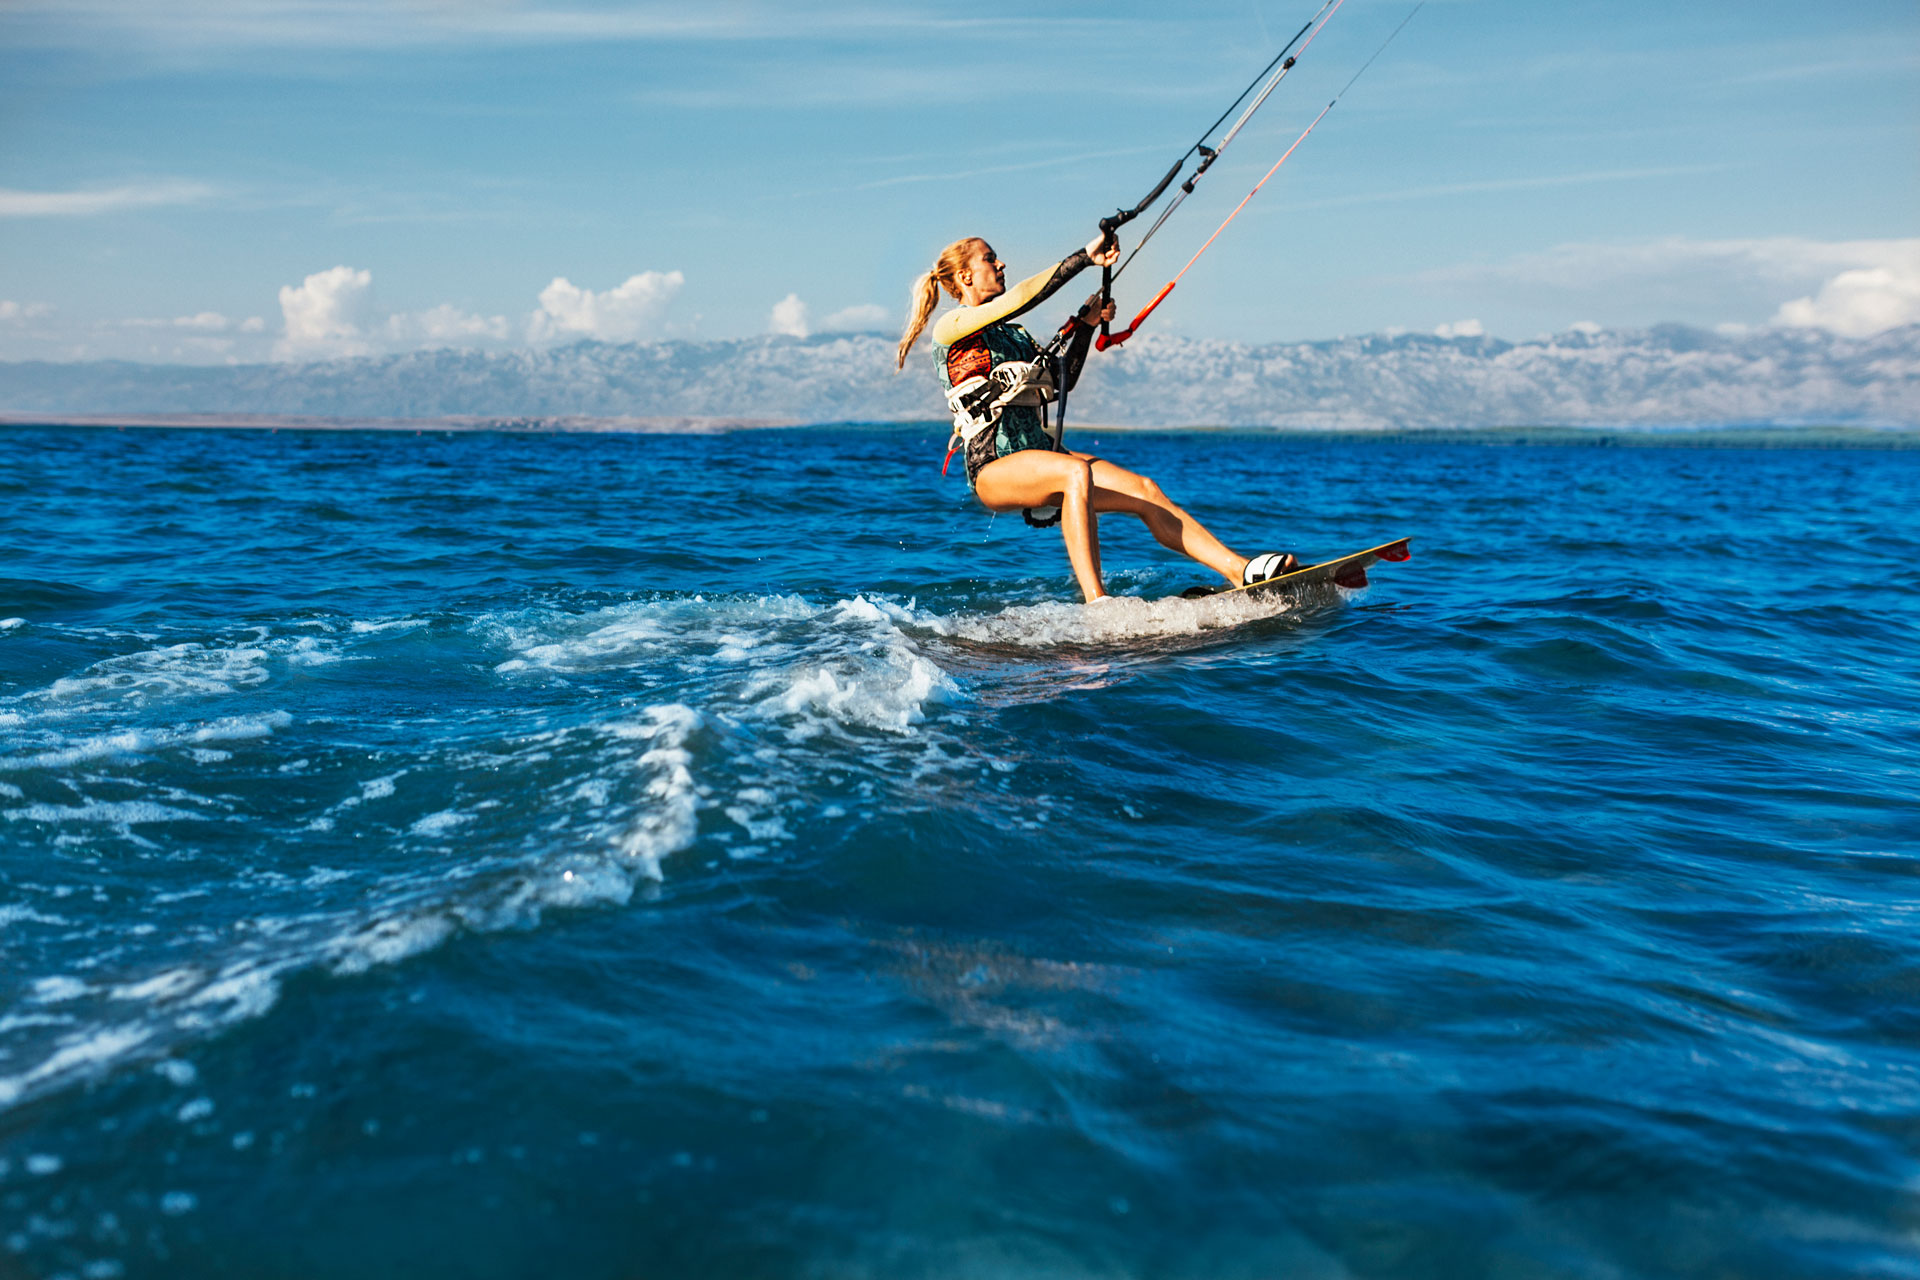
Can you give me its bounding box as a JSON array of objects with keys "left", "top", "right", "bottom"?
[{"left": 1181, "top": 537, "right": 1413, "bottom": 600}]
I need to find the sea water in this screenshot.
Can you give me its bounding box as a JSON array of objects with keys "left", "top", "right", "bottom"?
[{"left": 1, "top": 424, "right": 1916, "bottom": 1279}]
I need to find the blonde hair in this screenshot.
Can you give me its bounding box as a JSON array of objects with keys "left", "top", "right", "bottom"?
[{"left": 896, "top": 238, "right": 983, "bottom": 370}]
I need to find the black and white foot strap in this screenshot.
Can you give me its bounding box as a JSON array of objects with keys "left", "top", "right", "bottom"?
[{"left": 1241, "top": 552, "right": 1297, "bottom": 585}]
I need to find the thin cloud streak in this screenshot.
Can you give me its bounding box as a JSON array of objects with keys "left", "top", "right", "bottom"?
[
  {"left": 3, "top": 0, "right": 1153, "bottom": 52},
  {"left": 1718, "top": 52, "right": 1920, "bottom": 86},
  {"left": 763, "top": 142, "right": 1172, "bottom": 207},
  {"left": 1261, "top": 163, "right": 1742, "bottom": 215},
  {"left": 853, "top": 144, "right": 1172, "bottom": 193},
  {"left": 0, "top": 181, "right": 217, "bottom": 217}
]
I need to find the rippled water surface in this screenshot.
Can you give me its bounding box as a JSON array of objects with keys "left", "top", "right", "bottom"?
[{"left": 2, "top": 424, "right": 1917, "bottom": 1278}]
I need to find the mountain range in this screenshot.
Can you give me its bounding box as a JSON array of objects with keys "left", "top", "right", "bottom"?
[{"left": 2, "top": 324, "right": 1915, "bottom": 428}]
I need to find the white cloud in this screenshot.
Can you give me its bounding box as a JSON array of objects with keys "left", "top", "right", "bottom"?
[
  {"left": 528, "top": 271, "right": 684, "bottom": 343},
  {"left": 386, "top": 304, "right": 510, "bottom": 346},
  {"left": 277, "top": 265, "right": 373, "bottom": 359},
  {"left": 1414, "top": 236, "right": 1920, "bottom": 336},
  {"left": 1421, "top": 237, "right": 1911, "bottom": 292},
  {"left": 239, "top": 316, "right": 266, "bottom": 333},
  {"left": 0, "top": 301, "right": 54, "bottom": 324},
  {"left": 1433, "top": 319, "right": 1483, "bottom": 339},
  {"left": 820, "top": 303, "right": 888, "bottom": 332},
  {"left": 0, "top": 180, "right": 215, "bottom": 217},
  {"left": 1773, "top": 251, "right": 1920, "bottom": 338},
  {"left": 769, "top": 293, "right": 810, "bottom": 338}
]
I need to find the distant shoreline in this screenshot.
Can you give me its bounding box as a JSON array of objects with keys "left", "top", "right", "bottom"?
[
  {"left": 0, "top": 412, "right": 799, "bottom": 434},
  {"left": 2, "top": 413, "right": 1915, "bottom": 449}
]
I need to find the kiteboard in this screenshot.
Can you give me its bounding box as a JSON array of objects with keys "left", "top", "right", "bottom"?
[{"left": 1180, "top": 537, "right": 1412, "bottom": 600}]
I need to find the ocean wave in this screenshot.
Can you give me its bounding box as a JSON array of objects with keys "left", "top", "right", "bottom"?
[{"left": 0, "top": 589, "right": 969, "bottom": 1113}]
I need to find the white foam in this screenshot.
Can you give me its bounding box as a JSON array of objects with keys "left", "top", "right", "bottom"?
[
  {"left": 285, "top": 636, "right": 343, "bottom": 667},
  {"left": 724, "top": 784, "right": 791, "bottom": 844},
  {"left": 30, "top": 977, "right": 90, "bottom": 1004},
  {"left": 0, "top": 1025, "right": 152, "bottom": 1105},
  {"left": 409, "top": 810, "right": 471, "bottom": 838},
  {"left": 914, "top": 588, "right": 1307, "bottom": 648},
  {"left": 152, "top": 1059, "right": 197, "bottom": 1086},
  {"left": 505, "top": 612, "right": 667, "bottom": 670},
  {"left": 4, "top": 800, "right": 202, "bottom": 826},
  {"left": 613, "top": 703, "right": 703, "bottom": 882},
  {"left": 6, "top": 729, "right": 149, "bottom": 770},
  {"left": 2, "top": 712, "right": 292, "bottom": 771},
  {"left": 110, "top": 970, "right": 200, "bottom": 1002},
  {"left": 718, "top": 596, "right": 959, "bottom": 741},
  {"left": 179, "top": 966, "right": 280, "bottom": 1024},
  {"left": 0, "top": 617, "right": 25, "bottom": 630},
  {"left": 2, "top": 953, "right": 298, "bottom": 1110},
  {"left": 45, "top": 641, "right": 272, "bottom": 704},
  {"left": 0, "top": 904, "right": 66, "bottom": 928},
  {"left": 0, "top": 1014, "right": 73, "bottom": 1036},
  {"left": 192, "top": 712, "right": 293, "bottom": 743},
  {"left": 328, "top": 913, "right": 456, "bottom": 976},
  {"left": 485, "top": 594, "right": 819, "bottom": 675}
]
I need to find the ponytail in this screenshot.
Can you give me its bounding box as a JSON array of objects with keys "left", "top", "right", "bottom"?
[
  {"left": 896, "top": 271, "right": 942, "bottom": 370},
  {"left": 895, "top": 237, "right": 982, "bottom": 370}
]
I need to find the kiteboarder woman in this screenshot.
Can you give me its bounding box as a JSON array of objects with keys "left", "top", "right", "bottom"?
[{"left": 897, "top": 232, "right": 1296, "bottom": 604}]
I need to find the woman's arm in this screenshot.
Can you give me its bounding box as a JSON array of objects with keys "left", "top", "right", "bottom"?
[{"left": 932, "top": 248, "right": 1093, "bottom": 347}]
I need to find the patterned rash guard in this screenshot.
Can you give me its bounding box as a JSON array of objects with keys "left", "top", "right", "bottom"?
[{"left": 932, "top": 248, "right": 1095, "bottom": 488}]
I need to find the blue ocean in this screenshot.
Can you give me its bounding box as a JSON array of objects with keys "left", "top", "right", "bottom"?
[{"left": 2, "top": 423, "right": 1916, "bottom": 1278}]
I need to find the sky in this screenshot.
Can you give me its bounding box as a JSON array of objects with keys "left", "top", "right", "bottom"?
[{"left": 1, "top": 0, "right": 1915, "bottom": 364}]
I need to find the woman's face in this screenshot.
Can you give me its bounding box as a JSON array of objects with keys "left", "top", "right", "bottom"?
[{"left": 958, "top": 241, "right": 1006, "bottom": 304}]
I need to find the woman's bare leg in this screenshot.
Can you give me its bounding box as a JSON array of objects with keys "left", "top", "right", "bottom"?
[
  {"left": 1077, "top": 454, "right": 1266, "bottom": 585},
  {"left": 973, "top": 450, "right": 1106, "bottom": 600},
  {"left": 1085, "top": 506, "right": 1103, "bottom": 588},
  {"left": 973, "top": 449, "right": 1289, "bottom": 601}
]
